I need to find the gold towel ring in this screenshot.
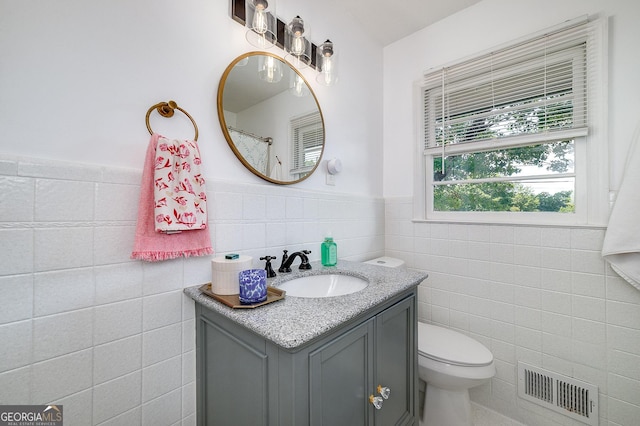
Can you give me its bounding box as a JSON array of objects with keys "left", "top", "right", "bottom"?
[{"left": 145, "top": 100, "right": 199, "bottom": 141}]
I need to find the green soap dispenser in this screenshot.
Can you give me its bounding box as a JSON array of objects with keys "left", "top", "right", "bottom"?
[{"left": 321, "top": 236, "right": 337, "bottom": 266}]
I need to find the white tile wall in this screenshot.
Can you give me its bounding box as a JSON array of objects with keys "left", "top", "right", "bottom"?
[
  {"left": 34, "top": 179, "right": 95, "bottom": 221},
  {"left": 33, "top": 268, "right": 95, "bottom": 316},
  {"left": 0, "top": 367, "right": 31, "bottom": 404},
  {"left": 92, "top": 372, "right": 142, "bottom": 424},
  {"left": 386, "top": 196, "right": 640, "bottom": 426},
  {"left": 0, "top": 275, "right": 33, "bottom": 324},
  {"left": 141, "top": 388, "right": 182, "bottom": 425},
  {"left": 32, "top": 349, "right": 93, "bottom": 405},
  {"left": 142, "top": 356, "right": 182, "bottom": 402},
  {"left": 0, "top": 155, "right": 385, "bottom": 425},
  {"left": 94, "top": 299, "right": 142, "bottom": 345},
  {"left": 33, "top": 309, "right": 93, "bottom": 362},
  {"left": 93, "top": 335, "right": 142, "bottom": 385},
  {"left": 0, "top": 229, "right": 34, "bottom": 275},
  {"left": 1, "top": 176, "right": 34, "bottom": 221},
  {"left": 0, "top": 320, "right": 32, "bottom": 371}
]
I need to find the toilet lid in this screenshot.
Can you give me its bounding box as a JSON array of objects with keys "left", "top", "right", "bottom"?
[{"left": 418, "top": 322, "right": 493, "bottom": 366}]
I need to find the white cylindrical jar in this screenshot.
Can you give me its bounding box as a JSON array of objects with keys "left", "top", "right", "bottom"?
[{"left": 210, "top": 255, "right": 253, "bottom": 295}]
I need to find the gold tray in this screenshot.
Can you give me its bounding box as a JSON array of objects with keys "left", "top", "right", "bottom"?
[{"left": 199, "top": 283, "right": 285, "bottom": 309}]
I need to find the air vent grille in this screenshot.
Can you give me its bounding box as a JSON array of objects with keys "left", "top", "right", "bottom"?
[{"left": 517, "top": 362, "right": 599, "bottom": 426}]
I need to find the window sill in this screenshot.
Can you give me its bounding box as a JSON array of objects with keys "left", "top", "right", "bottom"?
[{"left": 412, "top": 217, "right": 607, "bottom": 229}]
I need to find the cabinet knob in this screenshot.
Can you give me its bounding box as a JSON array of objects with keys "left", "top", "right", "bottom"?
[
  {"left": 368, "top": 394, "right": 383, "bottom": 410},
  {"left": 377, "top": 385, "right": 390, "bottom": 399}
]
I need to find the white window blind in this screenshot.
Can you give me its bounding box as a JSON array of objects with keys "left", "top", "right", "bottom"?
[
  {"left": 290, "top": 111, "right": 324, "bottom": 175},
  {"left": 422, "top": 17, "right": 591, "bottom": 154}
]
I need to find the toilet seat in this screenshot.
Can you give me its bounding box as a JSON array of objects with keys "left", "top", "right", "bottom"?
[{"left": 418, "top": 322, "right": 493, "bottom": 367}]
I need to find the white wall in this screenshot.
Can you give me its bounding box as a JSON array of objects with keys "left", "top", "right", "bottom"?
[
  {"left": 383, "top": 1, "right": 640, "bottom": 425},
  {"left": 383, "top": 0, "right": 640, "bottom": 197},
  {"left": 0, "top": 0, "right": 383, "bottom": 196},
  {"left": 0, "top": 0, "right": 385, "bottom": 425}
]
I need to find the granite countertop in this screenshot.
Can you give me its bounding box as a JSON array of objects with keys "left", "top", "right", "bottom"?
[{"left": 184, "top": 260, "right": 428, "bottom": 350}]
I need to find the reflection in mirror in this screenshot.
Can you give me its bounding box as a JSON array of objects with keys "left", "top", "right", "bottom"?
[{"left": 217, "top": 52, "right": 325, "bottom": 184}]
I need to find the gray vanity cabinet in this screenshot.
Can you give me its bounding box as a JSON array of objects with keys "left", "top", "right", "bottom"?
[
  {"left": 309, "top": 295, "right": 416, "bottom": 425},
  {"left": 195, "top": 290, "right": 417, "bottom": 426}
]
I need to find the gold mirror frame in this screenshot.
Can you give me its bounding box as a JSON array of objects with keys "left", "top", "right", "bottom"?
[{"left": 217, "top": 51, "right": 325, "bottom": 184}]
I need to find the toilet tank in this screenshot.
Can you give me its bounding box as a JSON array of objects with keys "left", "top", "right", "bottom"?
[{"left": 363, "top": 256, "right": 405, "bottom": 268}]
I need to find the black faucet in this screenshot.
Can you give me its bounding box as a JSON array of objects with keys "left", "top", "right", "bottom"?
[{"left": 278, "top": 249, "right": 312, "bottom": 272}]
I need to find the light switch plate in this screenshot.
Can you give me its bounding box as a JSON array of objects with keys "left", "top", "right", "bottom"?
[{"left": 326, "top": 174, "right": 336, "bottom": 186}]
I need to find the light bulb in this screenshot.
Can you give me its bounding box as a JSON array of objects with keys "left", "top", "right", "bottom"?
[
  {"left": 322, "top": 55, "right": 333, "bottom": 73},
  {"left": 319, "top": 50, "right": 334, "bottom": 84},
  {"left": 252, "top": 10, "right": 267, "bottom": 34},
  {"left": 319, "top": 71, "right": 334, "bottom": 86},
  {"left": 266, "top": 57, "right": 275, "bottom": 81},
  {"left": 293, "top": 76, "right": 303, "bottom": 94},
  {"left": 251, "top": 0, "right": 269, "bottom": 34},
  {"left": 291, "top": 74, "right": 307, "bottom": 97},
  {"left": 259, "top": 55, "right": 282, "bottom": 83},
  {"left": 291, "top": 37, "right": 304, "bottom": 55},
  {"left": 316, "top": 40, "right": 337, "bottom": 86},
  {"left": 287, "top": 16, "right": 306, "bottom": 56}
]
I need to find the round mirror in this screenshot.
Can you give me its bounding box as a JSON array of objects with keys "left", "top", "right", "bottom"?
[{"left": 217, "top": 52, "right": 325, "bottom": 184}]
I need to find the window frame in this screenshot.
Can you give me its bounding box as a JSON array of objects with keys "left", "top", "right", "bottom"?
[
  {"left": 413, "top": 17, "right": 609, "bottom": 226},
  {"left": 289, "top": 111, "right": 324, "bottom": 179}
]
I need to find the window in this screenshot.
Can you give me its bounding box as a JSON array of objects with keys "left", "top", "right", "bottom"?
[
  {"left": 417, "top": 17, "right": 608, "bottom": 225},
  {"left": 290, "top": 111, "right": 324, "bottom": 179}
]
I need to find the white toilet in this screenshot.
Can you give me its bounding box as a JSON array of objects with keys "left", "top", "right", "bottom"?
[{"left": 417, "top": 322, "right": 495, "bottom": 426}]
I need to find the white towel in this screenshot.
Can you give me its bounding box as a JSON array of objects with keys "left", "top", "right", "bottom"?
[{"left": 602, "top": 124, "right": 640, "bottom": 290}]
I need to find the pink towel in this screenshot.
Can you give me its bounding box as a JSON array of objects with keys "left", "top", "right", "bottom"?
[{"left": 131, "top": 133, "right": 214, "bottom": 261}]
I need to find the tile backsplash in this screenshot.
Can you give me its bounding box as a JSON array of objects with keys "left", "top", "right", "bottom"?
[
  {"left": 0, "top": 155, "right": 384, "bottom": 425},
  {"left": 386, "top": 196, "right": 640, "bottom": 426}
]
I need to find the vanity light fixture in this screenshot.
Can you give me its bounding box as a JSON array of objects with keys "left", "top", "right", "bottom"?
[
  {"left": 231, "top": 0, "right": 338, "bottom": 85},
  {"left": 316, "top": 39, "right": 338, "bottom": 86},
  {"left": 245, "top": 0, "right": 277, "bottom": 49},
  {"left": 285, "top": 16, "right": 312, "bottom": 68}
]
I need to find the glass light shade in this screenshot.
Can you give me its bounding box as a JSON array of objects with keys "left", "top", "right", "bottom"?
[
  {"left": 258, "top": 55, "right": 283, "bottom": 83},
  {"left": 289, "top": 72, "right": 310, "bottom": 97},
  {"left": 316, "top": 40, "right": 338, "bottom": 86},
  {"left": 245, "top": 0, "right": 277, "bottom": 49},
  {"left": 285, "top": 16, "right": 312, "bottom": 68}
]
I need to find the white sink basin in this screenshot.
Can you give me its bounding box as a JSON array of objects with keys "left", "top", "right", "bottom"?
[{"left": 277, "top": 274, "right": 368, "bottom": 298}]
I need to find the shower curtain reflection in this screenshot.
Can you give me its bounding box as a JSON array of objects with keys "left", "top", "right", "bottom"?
[{"left": 228, "top": 127, "right": 272, "bottom": 176}]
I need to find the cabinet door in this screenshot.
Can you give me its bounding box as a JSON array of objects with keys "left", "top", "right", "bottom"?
[
  {"left": 309, "top": 319, "right": 375, "bottom": 426},
  {"left": 375, "top": 296, "right": 416, "bottom": 425},
  {"left": 198, "top": 315, "right": 269, "bottom": 426}
]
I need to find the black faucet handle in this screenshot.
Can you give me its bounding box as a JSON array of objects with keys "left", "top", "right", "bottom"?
[{"left": 260, "top": 255, "right": 277, "bottom": 278}]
